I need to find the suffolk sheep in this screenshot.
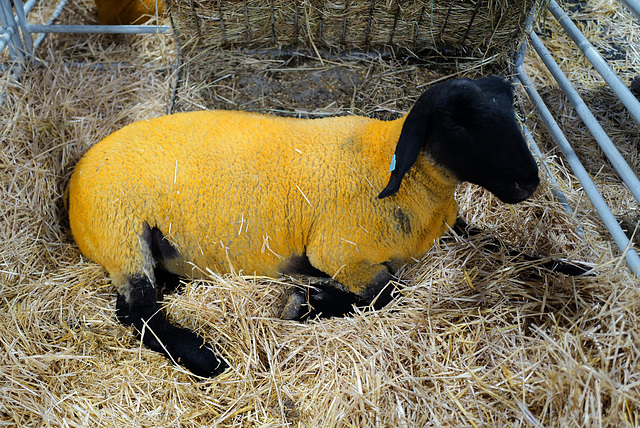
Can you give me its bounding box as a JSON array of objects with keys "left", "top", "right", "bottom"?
[
  {"left": 95, "top": 0, "right": 164, "bottom": 25},
  {"left": 68, "top": 76, "right": 546, "bottom": 378}
]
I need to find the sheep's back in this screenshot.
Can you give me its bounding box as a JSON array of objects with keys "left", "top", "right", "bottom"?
[{"left": 67, "top": 110, "right": 399, "bottom": 279}]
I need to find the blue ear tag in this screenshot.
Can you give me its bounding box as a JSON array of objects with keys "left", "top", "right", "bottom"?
[{"left": 388, "top": 154, "right": 397, "bottom": 172}]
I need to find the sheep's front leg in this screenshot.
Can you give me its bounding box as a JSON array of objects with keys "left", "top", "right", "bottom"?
[
  {"left": 280, "top": 278, "right": 361, "bottom": 320},
  {"left": 116, "top": 275, "right": 227, "bottom": 378},
  {"left": 280, "top": 265, "right": 396, "bottom": 320}
]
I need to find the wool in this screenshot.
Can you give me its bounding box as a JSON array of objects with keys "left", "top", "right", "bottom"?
[
  {"left": 95, "top": 0, "right": 164, "bottom": 25},
  {"left": 67, "top": 110, "right": 458, "bottom": 297}
]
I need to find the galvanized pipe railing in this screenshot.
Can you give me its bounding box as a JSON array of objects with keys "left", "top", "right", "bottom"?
[
  {"left": 548, "top": 2, "right": 640, "bottom": 124},
  {"left": 527, "top": 29, "right": 640, "bottom": 203},
  {"left": 0, "top": 0, "right": 26, "bottom": 61},
  {"left": 619, "top": 0, "right": 640, "bottom": 19},
  {"left": 26, "top": 24, "right": 170, "bottom": 34},
  {"left": 515, "top": 1, "right": 640, "bottom": 275},
  {"left": 32, "top": 0, "right": 67, "bottom": 50},
  {"left": 0, "top": 0, "right": 170, "bottom": 63}
]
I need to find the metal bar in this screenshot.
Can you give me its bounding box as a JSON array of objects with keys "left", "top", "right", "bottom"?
[
  {"left": 528, "top": 30, "right": 640, "bottom": 204},
  {"left": 32, "top": 0, "right": 68, "bottom": 50},
  {"left": 27, "top": 24, "right": 171, "bottom": 34},
  {"left": 619, "top": 0, "right": 640, "bottom": 20},
  {"left": 23, "top": 0, "right": 37, "bottom": 13},
  {"left": 515, "top": 43, "right": 640, "bottom": 276},
  {"left": 548, "top": 0, "right": 640, "bottom": 125},
  {"left": 0, "top": 0, "right": 13, "bottom": 26},
  {"left": 13, "top": 0, "right": 34, "bottom": 55},
  {"left": 0, "top": 25, "right": 12, "bottom": 52},
  {"left": 0, "top": 0, "right": 25, "bottom": 61},
  {"left": 523, "top": 125, "right": 580, "bottom": 226},
  {"left": 0, "top": 0, "right": 37, "bottom": 58}
]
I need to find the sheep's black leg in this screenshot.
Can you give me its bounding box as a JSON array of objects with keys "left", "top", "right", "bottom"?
[
  {"left": 305, "top": 282, "right": 360, "bottom": 320},
  {"left": 154, "top": 267, "right": 186, "bottom": 295},
  {"left": 280, "top": 254, "right": 361, "bottom": 319},
  {"left": 116, "top": 275, "right": 227, "bottom": 378},
  {"left": 281, "top": 276, "right": 397, "bottom": 321},
  {"left": 452, "top": 217, "right": 592, "bottom": 276},
  {"left": 280, "top": 252, "right": 398, "bottom": 320},
  {"left": 149, "top": 225, "right": 188, "bottom": 294},
  {"left": 280, "top": 280, "right": 360, "bottom": 320}
]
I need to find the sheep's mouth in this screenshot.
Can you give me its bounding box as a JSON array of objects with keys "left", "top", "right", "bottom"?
[{"left": 492, "top": 180, "right": 539, "bottom": 204}]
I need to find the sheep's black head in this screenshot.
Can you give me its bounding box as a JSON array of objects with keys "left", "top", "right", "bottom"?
[{"left": 378, "top": 76, "right": 539, "bottom": 204}]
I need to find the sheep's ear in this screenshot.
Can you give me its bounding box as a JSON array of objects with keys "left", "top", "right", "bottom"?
[{"left": 378, "top": 106, "right": 428, "bottom": 199}]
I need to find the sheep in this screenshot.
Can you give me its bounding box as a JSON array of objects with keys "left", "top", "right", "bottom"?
[
  {"left": 95, "top": 0, "right": 164, "bottom": 25},
  {"left": 67, "top": 76, "right": 548, "bottom": 378}
]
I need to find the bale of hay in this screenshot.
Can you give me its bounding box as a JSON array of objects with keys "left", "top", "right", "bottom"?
[
  {"left": 167, "top": 0, "right": 545, "bottom": 115},
  {"left": 169, "top": 0, "right": 542, "bottom": 68}
]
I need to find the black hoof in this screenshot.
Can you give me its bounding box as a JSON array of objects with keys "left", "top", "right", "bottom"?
[
  {"left": 142, "top": 320, "right": 228, "bottom": 378},
  {"left": 280, "top": 287, "right": 307, "bottom": 320},
  {"left": 279, "top": 283, "right": 364, "bottom": 321}
]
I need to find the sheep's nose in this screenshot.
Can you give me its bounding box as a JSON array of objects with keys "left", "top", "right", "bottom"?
[
  {"left": 517, "top": 176, "right": 539, "bottom": 194},
  {"left": 517, "top": 169, "right": 540, "bottom": 193},
  {"left": 499, "top": 177, "right": 539, "bottom": 204}
]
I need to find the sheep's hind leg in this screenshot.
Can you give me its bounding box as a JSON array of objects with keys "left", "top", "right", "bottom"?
[
  {"left": 116, "top": 275, "right": 227, "bottom": 378},
  {"left": 154, "top": 267, "right": 186, "bottom": 295},
  {"left": 452, "top": 217, "right": 592, "bottom": 276}
]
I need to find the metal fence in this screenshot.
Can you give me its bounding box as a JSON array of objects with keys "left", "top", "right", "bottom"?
[
  {"left": 515, "top": 0, "right": 640, "bottom": 275},
  {"left": 1, "top": 0, "right": 639, "bottom": 275},
  {"left": 0, "top": 0, "right": 169, "bottom": 62}
]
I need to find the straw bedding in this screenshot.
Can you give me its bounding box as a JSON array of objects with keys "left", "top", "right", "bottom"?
[{"left": 1, "top": 0, "right": 639, "bottom": 426}]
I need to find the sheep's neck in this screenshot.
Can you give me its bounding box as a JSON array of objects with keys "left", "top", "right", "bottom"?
[{"left": 365, "top": 116, "right": 458, "bottom": 199}]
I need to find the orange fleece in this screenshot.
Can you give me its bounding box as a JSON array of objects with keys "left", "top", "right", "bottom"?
[
  {"left": 95, "top": 0, "right": 164, "bottom": 25},
  {"left": 68, "top": 111, "right": 458, "bottom": 296}
]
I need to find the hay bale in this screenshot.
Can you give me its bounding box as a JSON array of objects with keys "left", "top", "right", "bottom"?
[
  {"left": 167, "top": 0, "right": 544, "bottom": 115},
  {"left": 169, "top": 0, "right": 541, "bottom": 66}
]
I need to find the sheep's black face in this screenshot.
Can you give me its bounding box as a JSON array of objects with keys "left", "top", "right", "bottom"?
[
  {"left": 433, "top": 77, "right": 539, "bottom": 204},
  {"left": 379, "top": 76, "right": 539, "bottom": 203}
]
